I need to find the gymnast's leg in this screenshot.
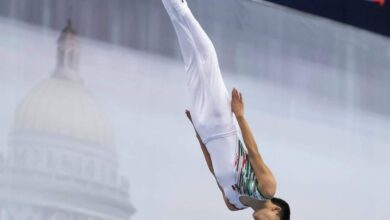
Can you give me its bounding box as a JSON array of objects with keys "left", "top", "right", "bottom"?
[{"left": 162, "top": 0, "right": 236, "bottom": 143}]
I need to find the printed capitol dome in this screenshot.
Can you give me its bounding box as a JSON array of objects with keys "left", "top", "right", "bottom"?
[
  {"left": 1, "top": 19, "right": 135, "bottom": 220},
  {"left": 12, "top": 77, "right": 114, "bottom": 148},
  {"left": 11, "top": 19, "right": 114, "bottom": 151}
]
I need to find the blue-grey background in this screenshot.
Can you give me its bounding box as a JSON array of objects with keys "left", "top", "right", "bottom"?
[{"left": 1, "top": 0, "right": 390, "bottom": 219}]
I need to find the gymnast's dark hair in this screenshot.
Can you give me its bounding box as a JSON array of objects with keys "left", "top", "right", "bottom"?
[{"left": 271, "top": 197, "right": 290, "bottom": 220}]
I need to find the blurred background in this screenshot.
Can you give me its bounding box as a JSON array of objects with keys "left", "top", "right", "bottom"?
[{"left": 0, "top": 0, "right": 389, "bottom": 219}]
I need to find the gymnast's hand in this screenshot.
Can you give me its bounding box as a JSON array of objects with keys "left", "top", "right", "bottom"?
[
  {"left": 185, "top": 109, "right": 194, "bottom": 124},
  {"left": 185, "top": 110, "right": 202, "bottom": 139},
  {"left": 231, "top": 88, "right": 244, "bottom": 118}
]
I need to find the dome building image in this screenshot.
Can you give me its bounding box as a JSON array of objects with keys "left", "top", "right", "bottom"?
[{"left": 0, "top": 20, "right": 135, "bottom": 220}]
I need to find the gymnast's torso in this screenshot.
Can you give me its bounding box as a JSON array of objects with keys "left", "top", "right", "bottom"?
[{"left": 206, "top": 133, "right": 268, "bottom": 209}]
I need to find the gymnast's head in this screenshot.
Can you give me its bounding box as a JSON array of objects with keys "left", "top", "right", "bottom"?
[{"left": 252, "top": 198, "right": 290, "bottom": 220}]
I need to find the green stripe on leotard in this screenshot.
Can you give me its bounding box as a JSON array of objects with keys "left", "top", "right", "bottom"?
[{"left": 234, "top": 139, "right": 267, "bottom": 201}]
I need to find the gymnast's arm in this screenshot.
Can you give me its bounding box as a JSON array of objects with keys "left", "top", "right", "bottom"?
[
  {"left": 185, "top": 110, "right": 214, "bottom": 174},
  {"left": 185, "top": 110, "right": 241, "bottom": 211},
  {"left": 231, "top": 88, "right": 277, "bottom": 199}
]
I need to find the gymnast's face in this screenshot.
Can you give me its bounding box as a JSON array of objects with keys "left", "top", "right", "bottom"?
[{"left": 252, "top": 203, "right": 282, "bottom": 220}]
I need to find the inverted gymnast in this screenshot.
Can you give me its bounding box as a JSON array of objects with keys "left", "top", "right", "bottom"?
[{"left": 162, "top": 0, "right": 290, "bottom": 219}]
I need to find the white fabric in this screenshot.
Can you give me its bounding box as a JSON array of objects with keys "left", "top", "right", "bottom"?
[
  {"left": 206, "top": 135, "right": 247, "bottom": 209},
  {"left": 162, "top": 0, "right": 237, "bottom": 144},
  {"left": 162, "top": 0, "right": 246, "bottom": 209}
]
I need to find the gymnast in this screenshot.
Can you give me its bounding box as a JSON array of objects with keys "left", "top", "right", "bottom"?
[{"left": 162, "top": 0, "right": 290, "bottom": 219}]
